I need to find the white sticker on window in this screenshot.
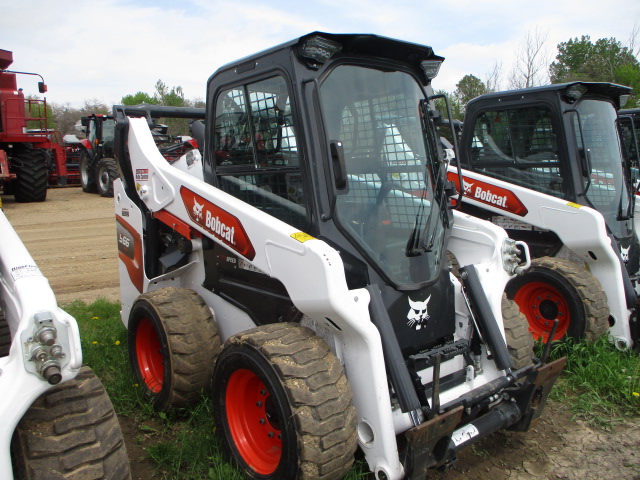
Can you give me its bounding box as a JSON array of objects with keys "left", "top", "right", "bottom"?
[{"left": 450, "top": 423, "right": 480, "bottom": 447}]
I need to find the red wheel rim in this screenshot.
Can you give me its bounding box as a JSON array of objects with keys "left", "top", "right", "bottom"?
[
  {"left": 513, "top": 281, "right": 570, "bottom": 341},
  {"left": 226, "top": 369, "right": 282, "bottom": 475},
  {"left": 136, "top": 318, "right": 164, "bottom": 393}
]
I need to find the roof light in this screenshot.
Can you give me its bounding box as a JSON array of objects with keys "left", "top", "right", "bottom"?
[
  {"left": 300, "top": 35, "right": 342, "bottom": 65},
  {"left": 566, "top": 84, "right": 588, "bottom": 102},
  {"left": 421, "top": 60, "right": 442, "bottom": 80}
]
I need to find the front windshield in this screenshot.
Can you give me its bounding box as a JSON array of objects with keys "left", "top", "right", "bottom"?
[
  {"left": 319, "top": 65, "right": 447, "bottom": 288},
  {"left": 103, "top": 119, "right": 116, "bottom": 143},
  {"left": 574, "top": 99, "right": 633, "bottom": 239}
]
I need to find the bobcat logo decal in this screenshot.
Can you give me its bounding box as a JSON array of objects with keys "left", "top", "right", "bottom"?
[
  {"left": 407, "top": 295, "right": 431, "bottom": 330},
  {"left": 193, "top": 199, "right": 204, "bottom": 222},
  {"left": 621, "top": 246, "right": 630, "bottom": 264},
  {"left": 463, "top": 181, "right": 474, "bottom": 195}
]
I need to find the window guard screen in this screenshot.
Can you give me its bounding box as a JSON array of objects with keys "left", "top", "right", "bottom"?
[
  {"left": 213, "top": 76, "right": 306, "bottom": 230},
  {"left": 469, "top": 106, "right": 564, "bottom": 198}
]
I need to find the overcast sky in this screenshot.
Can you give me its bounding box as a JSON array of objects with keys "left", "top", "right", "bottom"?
[{"left": 1, "top": 0, "right": 638, "bottom": 108}]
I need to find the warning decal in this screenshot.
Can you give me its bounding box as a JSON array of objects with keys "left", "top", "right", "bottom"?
[{"left": 11, "top": 264, "right": 42, "bottom": 281}]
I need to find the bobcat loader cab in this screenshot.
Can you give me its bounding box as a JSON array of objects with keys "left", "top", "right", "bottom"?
[
  {"left": 449, "top": 82, "right": 639, "bottom": 350},
  {"left": 113, "top": 33, "right": 564, "bottom": 480}
]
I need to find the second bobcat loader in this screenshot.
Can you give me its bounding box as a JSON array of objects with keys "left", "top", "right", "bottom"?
[
  {"left": 112, "top": 32, "right": 564, "bottom": 479},
  {"left": 448, "top": 83, "right": 639, "bottom": 351}
]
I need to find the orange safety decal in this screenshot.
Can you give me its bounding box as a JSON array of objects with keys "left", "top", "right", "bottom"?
[
  {"left": 448, "top": 171, "right": 529, "bottom": 217},
  {"left": 180, "top": 186, "right": 256, "bottom": 260},
  {"left": 116, "top": 215, "right": 144, "bottom": 293}
]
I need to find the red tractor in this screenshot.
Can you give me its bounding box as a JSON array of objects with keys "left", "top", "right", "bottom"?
[{"left": 0, "top": 49, "right": 68, "bottom": 202}]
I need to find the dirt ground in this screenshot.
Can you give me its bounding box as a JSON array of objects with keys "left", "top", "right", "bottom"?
[
  {"left": 3, "top": 187, "right": 639, "bottom": 480},
  {"left": 2, "top": 186, "right": 120, "bottom": 305}
]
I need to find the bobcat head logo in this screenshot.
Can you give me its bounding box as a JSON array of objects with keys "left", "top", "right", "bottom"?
[
  {"left": 621, "top": 246, "right": 630, "bottom": 263},
  {"left": 463, "top": 181, "right": 474, "bottom": 195},
  {"left": 407, "top": 295, "right": 431, "bottom": 330},
  {"left": 193, "top": 199, "right": 204, "bottom": 222}
]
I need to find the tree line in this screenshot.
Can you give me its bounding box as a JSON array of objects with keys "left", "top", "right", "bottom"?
[
  {"left": 45, "top": 29, "right": 639, "bottom": 137},
  {"left": 443, "top": 28, "right": 640, "bottom": 120},
  {"left": 46, "top": 80, "right": 204, "bottom": 137}
]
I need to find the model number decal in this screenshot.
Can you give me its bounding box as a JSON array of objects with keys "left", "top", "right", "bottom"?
[
  {"left": 116, "top": 215, "right": 144, "bottom": 293},
  {"left": 116, "top": 223, "right": 135, "bottom": 259},
  {"left": 119, "top": 233, "right": 130, "bottom": 248}
]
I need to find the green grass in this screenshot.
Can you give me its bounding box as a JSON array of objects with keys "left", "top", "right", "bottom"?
[
  {"left": 67, "top": 299, "right": 640, "bottom": 479},
  {"left": 545, "top": 337, "right": 640, "bottom": 426},
  {"left": 64, "top": 299, "right": 147, "bottom": 417}
]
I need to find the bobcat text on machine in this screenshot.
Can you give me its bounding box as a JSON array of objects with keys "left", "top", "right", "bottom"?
[
  {"left": 448, "top": 82, "right": 639, "bottom": 351},
  {"left": 112, "top": 32, "right": 565, "bottom": 480}
]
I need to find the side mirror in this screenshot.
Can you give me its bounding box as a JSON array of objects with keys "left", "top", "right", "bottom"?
[
  {"left": 330, "top": 140, "right": 347, "bottom": 190},
  {"left": 38, "top": 82, "right": 47, "bottom": 94}
]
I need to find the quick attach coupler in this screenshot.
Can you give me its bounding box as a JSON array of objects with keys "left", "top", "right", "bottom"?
[{"left": 26, "top": 311, "right": 64, "bottom": 385}]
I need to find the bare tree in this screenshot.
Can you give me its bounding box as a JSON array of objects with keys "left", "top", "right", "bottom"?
[
  {"left": 629, "top": 21, "right": 639, "bottom": 58},
  {"left": 485, "top": 60, "right": 503, "bottom": 92},
  {"left": 508, "top": 27, "right": 551, "bottom": 89}
]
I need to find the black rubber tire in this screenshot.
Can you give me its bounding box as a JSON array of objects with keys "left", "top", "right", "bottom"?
[
  {"left": 79, "top": 149, "right": 97, "bottom": 193},
  {"left": 128, "top": 287, "right": 220, "bottom": 412},
  {"left": 2, "top": 182, "right": 14, "bottom": 195},
  {"left": 13, "top": 146, "right": 48, "bottom": 203},
  {"left": 96, "top": 157, "right": 119, "bottom": 197},
  {"left": 502, "top": 294, "right": 535, "bottom": 369},
  {"left": 506, "top": 256, "right": 609, "bottom": 342},
  {"left": 11, "top": 366, "right": 131, "bottom": 480},
  {"left": 211, "top": 323, "right": 357, "bottom": 480}
]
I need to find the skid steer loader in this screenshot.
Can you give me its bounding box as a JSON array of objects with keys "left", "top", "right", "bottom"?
[
  {"left": 447, "top": 83, "right": 640, "bottom": 351},
  {"left": 0, "top": 208, "right": 130, "bottom": 478},
  {"left": 112, "top": 32, "right": 565, "bottom": 480}
]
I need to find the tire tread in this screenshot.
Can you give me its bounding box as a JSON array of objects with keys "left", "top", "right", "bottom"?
[
  {"left": 132, "top": 287, "right": 220, "bottom": 411},
  {"left": 533, "top": 257, "right": 609, "bottom": 341},
  {"left": 226, "top": 323, "right": 357, "bottom": 480},
  {"left": 12, "top": 366, "right": 131, "bottom": 479}
]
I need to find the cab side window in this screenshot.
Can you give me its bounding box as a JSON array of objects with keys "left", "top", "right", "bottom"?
[
  {"left": 212, "top": 76, "right": 307, "bottom": 230},
  {"left": 468, "top": 106, "right": 565, "bottom": 197}
]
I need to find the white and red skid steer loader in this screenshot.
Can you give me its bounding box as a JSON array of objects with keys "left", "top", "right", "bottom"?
[
  {"left": 448, "top": 83, "right": 639, "bottom": 351},
  {"left": 112, "top": 32, "right": 565, "bottom": 480},
  {"left": 0, "top": 209, "right": 130, "bottom": 478}
]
